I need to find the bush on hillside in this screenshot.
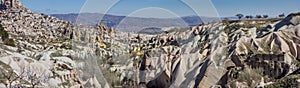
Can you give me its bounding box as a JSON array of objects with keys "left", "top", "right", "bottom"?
[
  {"left": 0, "top": 24, "right": 9, "bottom": 40},
  {"left": 0, "top": 24, "right": 15, "bottom": 46},
  {"left": 3, "top": 39, "right": 15, "bottom": 47}
]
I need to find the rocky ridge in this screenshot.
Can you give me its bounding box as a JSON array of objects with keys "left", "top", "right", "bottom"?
[{"left": 0, "top": 0, "right": 300, "bottom": 88}]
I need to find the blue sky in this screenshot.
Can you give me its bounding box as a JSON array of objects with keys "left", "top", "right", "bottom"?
[{"left": 20, "top": 0, "right": 300, "bottom": 18}]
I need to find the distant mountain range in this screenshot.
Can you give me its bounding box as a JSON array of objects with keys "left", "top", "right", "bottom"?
[{"left": 50, "top": 13, "right": 223, "bottom": 32}]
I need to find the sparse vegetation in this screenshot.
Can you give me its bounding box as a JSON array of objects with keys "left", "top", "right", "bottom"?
[
  {"left": 245, "top": 15, "right": 254, "bottom": 19},
  {"left": 266, "top": 75, "right": 300, "bottom": 88},
  {"left": 60, "top": 42, "right": 72, "bottom": 49},
  {"left": 0, "top": 25, "right": 9, "bottom": 40},
  {"left": 0, "top": 61, "right": 18, "bottom": 88},
  {"left": 263, "top": 15, "right": 269, "bottom": 18},
  {"left": 3, "top": 39, "right": 15, "bottom": 47},
  {"left": 236, "top": 14, "right": 244, "bottom": 20},
  {"left": 229, "top": 67, "right": 264, "bottom": 87},
  {"left": 0, "top": 60, "right": 41, "bottom": 88},
  {"left": 294, "top": 59, "right": 300, "bottom": 67},
  {"left": 256, "top": 15, "right": 262, "bottom": 19},
  {"left": 0, "top": 24, "right": 15, "bottom": 47},
  {"left": 59, "top": 80, "right": 72, "bottom": 87},
  {"left": 279, "top": 13, "right": 285, "bottom": 18},
  {"left": 50, "top": 51, "right": 63, "bottom": 58},
  {"left": 102, "top": 68, "right": 123, "bottom": 87}
]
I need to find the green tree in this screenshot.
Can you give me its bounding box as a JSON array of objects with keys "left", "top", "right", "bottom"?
[
  {"left": 263, "top": 15, "right": 269, "bottom": 18},
  {"left": 236, "top": 14, "right": 244, "bottom": 20},
  {"left": 0, "top": 24, "right": 14, "bottom": 46},
  {"left": 256, "top": 15, "right": 262, "bottom": 19},
  {"left": 249, "top": 15, "right": 254, "bottom": 19},
  {"left": 279, "top": 13, "right": 285, "bottom": 18},
  {"left": 245, "top": 15, "right": 250, "bottom": 19}
]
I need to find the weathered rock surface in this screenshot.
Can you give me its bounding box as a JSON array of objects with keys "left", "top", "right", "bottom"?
[{"left": 0, "top": 0, "right": 300, "bottom": 88}]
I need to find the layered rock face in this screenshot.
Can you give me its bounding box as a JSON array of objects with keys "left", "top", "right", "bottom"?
[{"left": 0, "top": 0, "right": 300, "bottom": 88}]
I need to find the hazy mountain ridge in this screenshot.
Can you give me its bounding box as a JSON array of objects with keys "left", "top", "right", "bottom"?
[{"left": 51, "top": 13, "right": 203, "bottom": 32}]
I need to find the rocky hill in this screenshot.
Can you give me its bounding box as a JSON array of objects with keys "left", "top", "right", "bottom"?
[
  {"left": 0, "top": 0, "right": 300, "bottom": 88},
  {"left": 0, "top": 0, "right": 115, "bottom": 87}
]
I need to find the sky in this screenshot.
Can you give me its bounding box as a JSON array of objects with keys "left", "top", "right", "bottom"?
[{"left": 20, "top": 0, "right": 300, "bottom": 18}]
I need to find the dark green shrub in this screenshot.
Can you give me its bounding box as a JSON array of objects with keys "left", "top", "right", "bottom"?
[
  {"left": 3, "top": 39, "right": 15, "bottom": 47},
  {"left": 0, "top": 24, "right": 15, "bottom": 46},
  {"left": 0, "top": 24, "right": 9, "bottom": 40}
]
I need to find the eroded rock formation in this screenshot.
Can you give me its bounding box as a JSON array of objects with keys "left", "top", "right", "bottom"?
[{"left": 0, "top": 0, "right": 300, "bottom": 88}]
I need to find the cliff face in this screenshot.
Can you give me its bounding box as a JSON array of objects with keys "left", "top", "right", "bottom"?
[{"left": 0, "top": 0, "right": 300, "bottom": 88}]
